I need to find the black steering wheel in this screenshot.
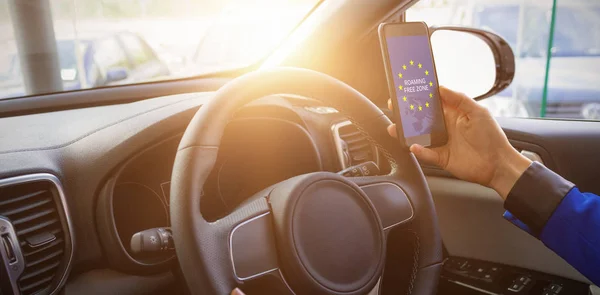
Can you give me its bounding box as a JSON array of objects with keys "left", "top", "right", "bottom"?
[{"left": 170, "top": 67, "right": 443, "bottom": 295}]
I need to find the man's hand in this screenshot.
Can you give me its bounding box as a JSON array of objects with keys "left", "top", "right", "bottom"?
[{"left": 387, "top": 87, "right": 532, "bottom": 199}]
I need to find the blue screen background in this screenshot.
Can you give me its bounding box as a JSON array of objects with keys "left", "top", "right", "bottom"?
[{"left": 387, "top": 35, "right": 444, "bottom": 138}]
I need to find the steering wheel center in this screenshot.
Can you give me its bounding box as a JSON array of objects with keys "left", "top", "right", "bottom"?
[{"left": 269, "top": 173, "right": 385, "bottom": 295}]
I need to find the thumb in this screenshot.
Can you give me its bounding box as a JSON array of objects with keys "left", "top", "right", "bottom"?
[{"left": 410, "top": 144, "right": 441, "bottom": 167}]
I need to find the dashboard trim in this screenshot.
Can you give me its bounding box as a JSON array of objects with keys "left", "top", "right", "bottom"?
[
  {"left": 0, "top": 216, "right": 25, "bottom": 294},
  {"left": 0, "top": 173, "right": 74, "bottom": 295},
  {"left": 95, "top": 134, "right": 180, "bottom": 274},
  {"left": 332, "top": 120, "right": 352, "bottom": 169},
  {"left": 445, "top": 278, "right": 500, "bottom": 295}
]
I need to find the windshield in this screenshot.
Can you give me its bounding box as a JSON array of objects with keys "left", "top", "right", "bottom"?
[
  {"left": 0, "top": 0, "right": 320, "bottom": 99},
  {"left": 475, "top": 4, "right": 600, "bottom": 57}
]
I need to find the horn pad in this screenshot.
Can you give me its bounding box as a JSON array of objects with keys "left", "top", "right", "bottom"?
[{"left": 268, "top": 172, "right": 385, "bottom": 295}]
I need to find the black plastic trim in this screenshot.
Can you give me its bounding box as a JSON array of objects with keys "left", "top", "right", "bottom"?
[
  {"left": 0, "top": 174, "right": 74, "bottom": 295},
  {"left": 95, "top": 135, "right": 180, "bottom": 274}
]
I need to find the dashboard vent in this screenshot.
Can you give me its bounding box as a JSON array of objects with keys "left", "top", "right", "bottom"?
[
  {"left": 0, "top": 175, "right": 71, "bottom": 295},
  {"left": 333, "top": 121, "right": 378, "bottom": 168}
]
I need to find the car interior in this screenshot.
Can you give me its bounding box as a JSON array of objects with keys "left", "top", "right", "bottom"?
[{"left": 0, "top": 0, "right": 598, "bottom": 294}]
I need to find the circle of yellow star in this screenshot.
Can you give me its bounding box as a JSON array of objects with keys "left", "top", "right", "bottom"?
[
  {"left": 418, "top": 106, "right": 423, "bottom": 111},
  {"left": 418, "top": 63, "right": 422, "bottom": 69},
  {"left": 429, "top": 93, "right": 433, "bottom": 98},
  {"left": 398, "top": 85, "right": 403, "bottom": 90},
  {"left": 410, "top": 60, "right": 414, "bottom": 66},
  {"left": 398, "top": 73, "right": 403, "bottom": 79},
  {"left": 425, "top": 102, "right": 430, "bottom": 108},
  {"left": 429, "top": 81, "right": 433, "bottom": 87},
  {"left": 402, "top": 64, "right": 407, "bottom": 70},
  {"left": 410, "top": 104, "right": 414, "bottom": 110},
  {"left": 425, "top": 70, "right": 429, "bottom": 76},
  {"left": 402, "top": 96, "right": 407, "bottom": 102}
]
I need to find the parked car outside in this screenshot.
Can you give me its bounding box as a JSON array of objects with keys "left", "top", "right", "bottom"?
[
  {"left": 466, "top": 1, "right": 600, "bottom": 119},
  {"left": 0, "top": 32, "right": 169, "bottom": 99}
]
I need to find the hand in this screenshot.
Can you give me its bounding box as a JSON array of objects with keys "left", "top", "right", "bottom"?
[
  {"left": 231, "top": 288, "right": 245, "bottom": 295},
  {"left": 387, "top": 87, "right": 532, "bottom": 199}
]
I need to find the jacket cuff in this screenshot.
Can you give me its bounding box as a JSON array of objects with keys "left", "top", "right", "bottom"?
[
  {"left": 503, "top": 211, "right": 534, "bottom": 236},
  {"left": 504, "top": 162, "right": 574, "bottom": 236}
]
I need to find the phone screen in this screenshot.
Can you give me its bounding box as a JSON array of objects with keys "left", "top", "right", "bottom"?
[{"left": 382, "top": 23, "right": 447, "bottom": 147}]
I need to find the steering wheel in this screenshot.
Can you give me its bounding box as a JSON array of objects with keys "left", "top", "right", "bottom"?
[{"left": 170, "top": 67, "right": 443, "bottom": 295}]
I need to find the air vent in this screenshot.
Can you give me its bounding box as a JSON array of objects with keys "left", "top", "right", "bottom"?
[
  {"left": 332, "top": 121, "right": 378, "bottom": 169},
  {"left": 0, "top": 174, "right": 72, "bottom": 295}
]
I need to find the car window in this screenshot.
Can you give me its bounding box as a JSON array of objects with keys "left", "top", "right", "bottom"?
[
  {"left": 0, "top": 51, "right": 17, "bottom": 83},
  {"left": 408, "top": 0, "right": 600, "bottom": 121},
  {"left": 119, "top": 34, "right": 156, "bottom": 67},
  {"left": 94, "top": 38, "right": 130, "bottom": 71},
  {"left": 0, "top": 0, "right": 320, "bottom": 99}
]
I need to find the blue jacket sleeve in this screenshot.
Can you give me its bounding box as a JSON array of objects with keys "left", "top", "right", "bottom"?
[
  {"left": 539, "top": 187, "right": 600, "bottom": 284},
  {"left": 503, "top": 162, "right": 600, "bottom": 285}
]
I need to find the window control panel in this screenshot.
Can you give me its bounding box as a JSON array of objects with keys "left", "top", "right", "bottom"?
[
  {"left": 542, "top": 283, "right": 563, "bottom": 295},
  {"left": 440, "top": 257, "right": 589, "bottom": 295},
  {"left": 508, "top": 275, "right": 532, "bottom": 292},
  {"left": 444, "top": 257, "right": 501, "bottom": 284}
]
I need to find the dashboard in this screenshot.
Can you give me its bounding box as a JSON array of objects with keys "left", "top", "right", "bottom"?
[
  {"left": 0, "top": 90, "right": 595, "bottom": 295},
  {"left": 0, "top": 91, "right": 383, "bottom": 294}
]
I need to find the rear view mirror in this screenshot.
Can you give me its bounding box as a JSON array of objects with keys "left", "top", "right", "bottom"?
[
  {"left": 429, "top": 26, "right": 515, "bottom": 101},
  {"left": 105, "top": 67, "right": 129, "bottom": 84}
]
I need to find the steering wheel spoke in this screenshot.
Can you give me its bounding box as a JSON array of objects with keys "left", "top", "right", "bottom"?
[
  {"left": 350, "top": 176, "right": 415, "bottom": 232},
  {"left": 205, "top": 193, "right": 299, "bottom": 294},
  {"left": 228, "top": 202, "right": 279, "bottom": 281}
]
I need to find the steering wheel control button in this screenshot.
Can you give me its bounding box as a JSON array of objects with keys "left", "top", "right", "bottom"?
[
  {"left": 339, "top": 161, "right": 380, "bottom": 177},
  {"left": 230, "top": 212, "right": 278, "bottom": 280},
  {"left": 269, "top": 173, "right": 384, "bottom": 295}
]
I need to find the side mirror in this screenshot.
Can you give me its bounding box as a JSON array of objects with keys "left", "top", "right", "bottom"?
[
  {"left": 429, "top": 26, "right": 515, "bottom": 101},
  {"left": 105, "top": 67, "right": 129, "bottom": 84}
]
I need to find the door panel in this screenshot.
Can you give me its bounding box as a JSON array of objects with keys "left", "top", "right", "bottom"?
[
  {"left": 426, "top": 117, "right": 600, "bottom": 285},
  {"left": 498, "top": 117, "right": 600, "bottom": 193},
  {"left": 429, "top": 176, "right": 589, "bottom": 283}
]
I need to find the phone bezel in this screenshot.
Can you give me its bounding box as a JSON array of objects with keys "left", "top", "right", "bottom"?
[{"left": 378, "top": 21, "right": 448, "bottom": 148}]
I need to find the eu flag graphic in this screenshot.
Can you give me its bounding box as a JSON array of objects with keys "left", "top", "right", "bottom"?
[{"left": 387, "top": 35, "right": 443, "bottom": 138}]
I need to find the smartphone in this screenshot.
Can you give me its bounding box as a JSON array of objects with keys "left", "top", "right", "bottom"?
[{"left": 379, "top": 22, "right": 448, "bottom": 148}]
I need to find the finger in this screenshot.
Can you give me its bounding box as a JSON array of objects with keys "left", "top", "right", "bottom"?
[
  {"left": 439, "top": 86, "right": 480, "bottom": 115},
  {"left": 387, "top": 124, "right": 397, "bottom": 138},
  {"left": 387, "top": 98, "right": 393, "bottom": 111},
  {"left": 409, "top": 144, "right": 441, "bottom": 167},
  {"left": 442, "top": 97, "right": 458, "bottom": 123},
  {"left": 231, "top": 288, "right": 245, "bottom": 295}
]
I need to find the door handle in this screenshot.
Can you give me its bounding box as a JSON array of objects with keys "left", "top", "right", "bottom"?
[{"left": 520, "top": 150, "right": 544, "bottom": 164}]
